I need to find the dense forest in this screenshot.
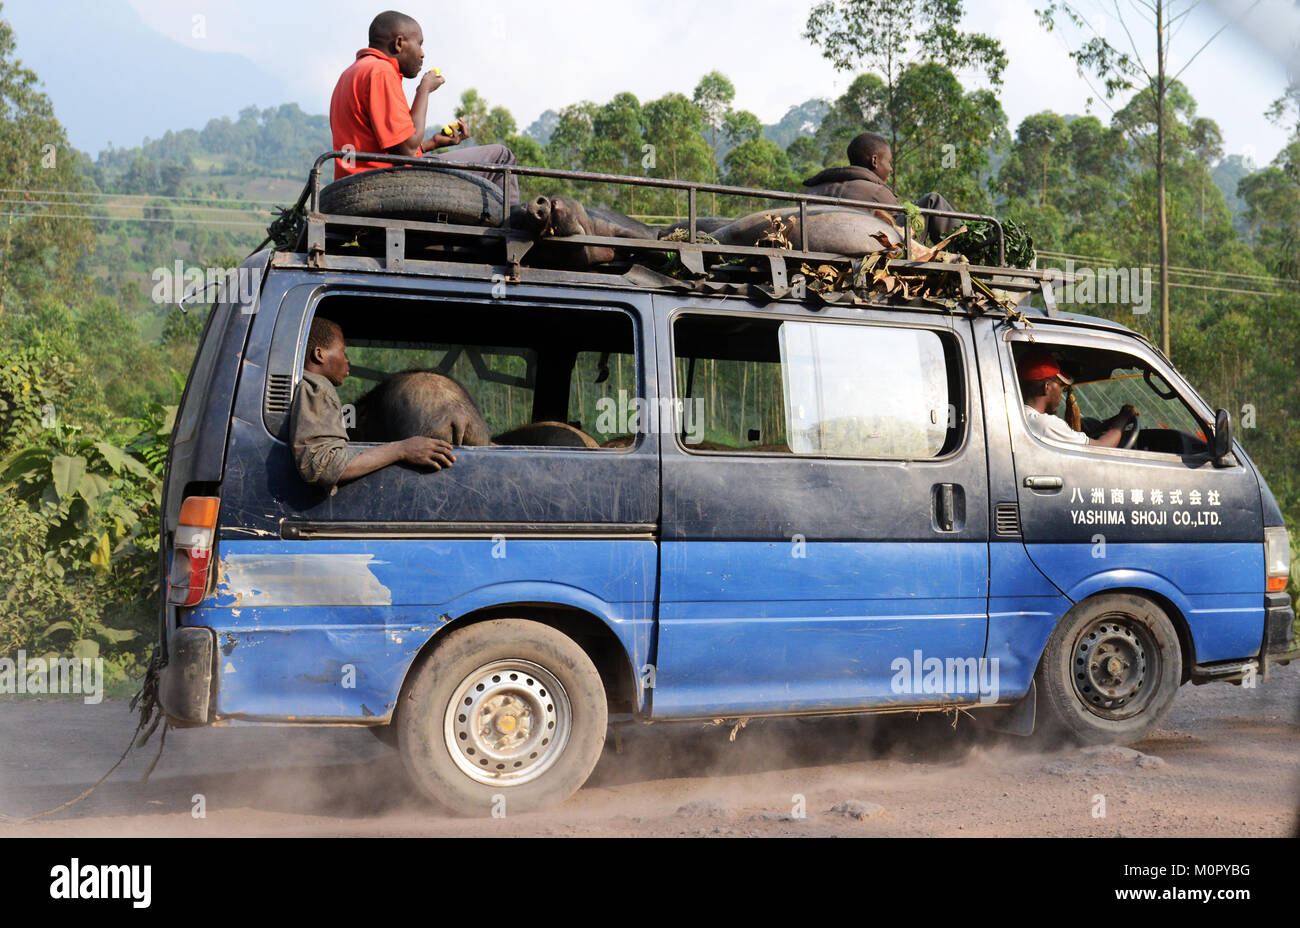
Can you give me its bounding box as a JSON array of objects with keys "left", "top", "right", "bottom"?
[{"left": 0, "top": 3, "right": 1297, "bottom": 677}]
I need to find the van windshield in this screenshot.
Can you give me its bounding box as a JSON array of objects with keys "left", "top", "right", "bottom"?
[{"left": 1070, "top": 366, "right": 1205, "bottom": 441}]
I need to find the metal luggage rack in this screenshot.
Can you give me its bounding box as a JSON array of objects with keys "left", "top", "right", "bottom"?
[{"left": 282, "top": 150, "right": 1069, "bottom": 314}]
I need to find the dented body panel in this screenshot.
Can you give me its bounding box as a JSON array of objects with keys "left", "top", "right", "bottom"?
[{"left": 190, "top": 538, "right": 655, "bottom": 720}]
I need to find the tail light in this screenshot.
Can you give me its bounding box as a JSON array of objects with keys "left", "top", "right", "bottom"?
[
  {"left": 1264, "top": 526, "right": 1291, "bottom": 593},
  {"left": 169, "top": 496, "right": 220, "bottom": 606}
]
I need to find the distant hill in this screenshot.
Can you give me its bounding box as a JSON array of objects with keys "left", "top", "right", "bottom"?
[
  {"left": 762, "top": 99, "right": 831, "bottom": 149},
  {"left": 88, "top": 104, "right": 332, "bottom": 182},
  {"left": 525, "top": 110, "right": 560, "bottom": 146},
  {"left": 7, "top": 0, "right": 283, "bottom": 155}
]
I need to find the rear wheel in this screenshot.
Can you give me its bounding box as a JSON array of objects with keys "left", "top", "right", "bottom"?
[
  {"left": 397, "top": 619, "right": 607, "bottom": 816},
  {"left": 1035, "top": 593, "right": 1181, "bottom": 745}
]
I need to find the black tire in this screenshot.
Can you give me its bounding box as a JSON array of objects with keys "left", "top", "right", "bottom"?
[
  {"left": 319, "top": 166, "right": 504, "bottom": 226},
  {"left": 1035, "top": 593, "right": 1181, "bottom": 745},
  {"left": 368, "top": 724, "right": 398, "bottom": 748},
  {"left": 396, "top": 619, "right": 608, "bottom": 816}
]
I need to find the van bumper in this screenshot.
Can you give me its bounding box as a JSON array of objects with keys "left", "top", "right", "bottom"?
[
  {"left": 1190, "top": 593, "right": 1295, "bottom": 684},
  {"left": 1262, "top": 592, "right": 1297, "bottom": 663},
  {"left": 157, "top": 626, "right": 216, "bottom": 725}
]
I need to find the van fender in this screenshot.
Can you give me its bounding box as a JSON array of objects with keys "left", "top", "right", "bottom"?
[
  {"left": 439, "top": 580, "right": 625, "bottom": 628},
  {"left": 986, "top": 568, "right": 1194, "bottom": 710},
  {"left": 1061, "top": 568, "right": 1195, "bottom": 631}
]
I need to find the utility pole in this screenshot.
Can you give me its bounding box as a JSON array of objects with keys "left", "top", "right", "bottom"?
[
  {"left": 1156, "top": 0, "right": 1170, "bottom": 358},
  {"left": 1038, "top": 0, "right": 1263, "bottom": 362}
]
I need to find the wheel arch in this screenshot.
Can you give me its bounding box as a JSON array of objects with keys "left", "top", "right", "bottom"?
[
  {"left": 1099, "top": 587, "right": 1196, "bottom": 684},
  {"left": 398, "top": 602, "right": 642, "bottom": 725},
  {"left": 1063, "top": 573, "right": 1198, "bottom": 682}
]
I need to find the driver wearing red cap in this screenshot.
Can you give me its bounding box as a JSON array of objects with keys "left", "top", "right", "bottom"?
[{"left": 1018, "top": 351, "right": 1138, "bottom": 448}]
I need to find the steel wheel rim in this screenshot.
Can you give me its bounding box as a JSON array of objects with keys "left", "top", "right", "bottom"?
[
  {"left": 444, "top": 659, "right": 572, "bottom": 786},
  {"left": 1071, "top": 614, "right": 1159, "bottom": 720}
]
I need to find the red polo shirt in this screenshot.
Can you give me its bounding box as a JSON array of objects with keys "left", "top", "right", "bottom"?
[{"left": 329, "top": 48, "right": 416, "bottom": 179}]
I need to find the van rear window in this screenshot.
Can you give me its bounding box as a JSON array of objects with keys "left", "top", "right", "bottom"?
[
  {"left": 309, "top": 294, "right": 638, "bottom": 448},
  {"left": 672, "top": 314, "right": 962, "bottom": 459}
]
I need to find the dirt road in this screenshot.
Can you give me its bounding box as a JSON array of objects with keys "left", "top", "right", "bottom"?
[{"left": 2, "top": 663, "right": 1297, "bottom": 837}]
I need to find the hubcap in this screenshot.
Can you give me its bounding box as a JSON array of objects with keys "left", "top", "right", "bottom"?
[
  {"left": 1072, "top": 616, "right": 1158, "bottom": 720},
  {"left": 444, "top": 659, "right": 571, "bottom": 786}
]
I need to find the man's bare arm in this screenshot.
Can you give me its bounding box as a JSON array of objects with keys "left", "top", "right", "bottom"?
[
  {"left": 421, "top": 118, "right": 468, "bottom": 153},
  {"left": 340, "top": 436, "right": 456, "bottom": 481},
  {"left": 1090, "top": 405, "right": 1139, "bottom": 448},
  {"left": 388, "top": 71, "right": 445, "bottom": 157}
]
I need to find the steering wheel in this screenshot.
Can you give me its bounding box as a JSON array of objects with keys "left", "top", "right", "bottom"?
[{"left": 1120, "top": 413, "right": 1141, "bottom": 449}]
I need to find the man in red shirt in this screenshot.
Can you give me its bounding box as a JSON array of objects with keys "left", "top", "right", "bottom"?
[{"left": 329, "top": 10, "right": 518, "bottom": 204}]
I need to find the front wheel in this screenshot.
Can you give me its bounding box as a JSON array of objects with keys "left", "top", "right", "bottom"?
[
  {"left": 1035, "top": 593, "right": 1182, "bottom": 745},
  {"left": 397, "top": 619, "right": 608, "bottom": 816}
]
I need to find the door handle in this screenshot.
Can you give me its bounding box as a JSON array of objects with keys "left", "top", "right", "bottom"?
[
  {"left": 932, "top": 483, "right": 963, "bottom": 532},
  {"left": 1024, "top": 475, "right": 1064, "bottom": 490}
]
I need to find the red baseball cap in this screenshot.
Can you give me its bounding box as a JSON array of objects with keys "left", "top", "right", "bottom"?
[{"left": 1018, "top": 351, "right": 1073, "bottom": 384}]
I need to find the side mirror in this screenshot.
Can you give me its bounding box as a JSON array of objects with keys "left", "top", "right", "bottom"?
[{"left": 1212, "top": 408, "right": 1232, "bottom": 461}]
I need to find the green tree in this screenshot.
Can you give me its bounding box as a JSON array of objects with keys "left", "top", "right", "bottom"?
[
  {"left": 543, "top": 101, "right": 598, "bottom": 171},
  {"left": 1038, "top": 0, "right": 1254, "bottom": 358},
  {"left": 455, "top": 88, "right": 490, "bottom": 141},
  {"left": 887, "top": 63, "right": 1006, "bottom": 212},
  {"left": 813, "top": 73, "right": 886, "bottom": 167},
  {"left": 477, "top": 106, "right": 518, "bottom": 147},
  {"left": 804, "top": 0, "right": 1005, "bottom": 180},
  {"left": 0, "top": 11, "right": 94, "bottom": 314},
  {"left": 1188, "top": 117, "right": 1224, "bottom": 230},
  {"left": 642, "top": 93, "right": 717, "bottom": 216},
  {"left": 693, "top": 71, "right": 736, "bottom": 162},
  {"left": 724, "top": 137, "right": 795, "bottom": 191},
  {"left": 587, "top": 92, "right": 645, "bottom": 173},
  {"left": 786, "top": 136, "right": 826, "bottom": 182},
  {"left": 722, "top": 110, "right": 763, "bottom": 146},
  {"left": 1000, "top": 112, "right": 1073, "bottom": 208}
]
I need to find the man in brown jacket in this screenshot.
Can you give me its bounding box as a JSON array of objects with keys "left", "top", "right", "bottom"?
[
  {"left": 802, "top": 132, "right": 959, "bottom": 245},
  {"left": 290, "top": 317, "right": 457, "bottom": 493}
]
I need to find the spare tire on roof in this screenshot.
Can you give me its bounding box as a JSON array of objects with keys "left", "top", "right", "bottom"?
[{"left": 318, "top": 166, "right": 505, "bottom": 226}]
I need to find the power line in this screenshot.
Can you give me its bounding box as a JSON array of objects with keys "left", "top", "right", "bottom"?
[
  {"left": 1159, "top": 280, "right": 1278, "bottom": 296},
  {"left": 0, "top": 210, "right": 266, "bottom": 229},
  {"left": 1039, "top": 263, "right": 1280, "bottom": 297},
  {"left": 0, "top": 186, "right": 290, "bottom": 208},
  {"left": 1038, "top": 249, "right": 1298, "bottom": 286},
  {"left": 0, "top": 198, "right": 273, "bottom": 217}
]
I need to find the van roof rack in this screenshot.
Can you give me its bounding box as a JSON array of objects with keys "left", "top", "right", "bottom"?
[{"left": 267, "top": 151, "right": 1070, "bottom": 317}]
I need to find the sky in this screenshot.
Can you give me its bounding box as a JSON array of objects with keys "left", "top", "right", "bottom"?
[{"left": 6, "top": 0, "right": 1297, "bottom": 165}]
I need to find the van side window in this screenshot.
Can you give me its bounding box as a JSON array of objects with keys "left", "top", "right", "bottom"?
[
  {"left": 673, "top": 314, "right": 963, "bottom": 458},
  {"left": 340, "top": 340, "right": 536, "bottom": 437},
  {"left": 569, "top": 350, "right": 637, "bottom": 447},
  {"left": 317, "top": 295, "right": 638, "bottom": 449}
]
